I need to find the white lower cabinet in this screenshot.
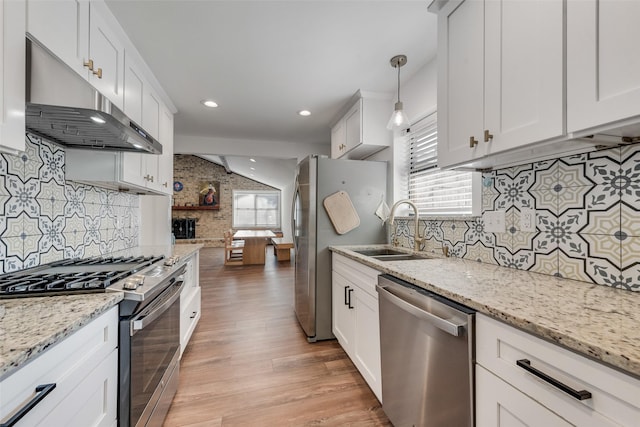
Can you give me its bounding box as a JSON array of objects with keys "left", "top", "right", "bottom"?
[
  {"left": 476, "top": 365, "right": 572, "bottom": 427},
  {"left": 476, "top": 313, "right": 640, "bottom": 427},
  {"left": 179, "top": 251, "right": 201, "bottom": 357},
  {"left": 331, "top": 253, "right": 381, "bottom": 401},
  {"left": 0, "top": 306, "right": 118, "bottom": 427}
]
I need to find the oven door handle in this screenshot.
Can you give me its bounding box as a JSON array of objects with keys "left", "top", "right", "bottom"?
[{"left": 131, "top": 281, "right": 183, "bottom": 336}]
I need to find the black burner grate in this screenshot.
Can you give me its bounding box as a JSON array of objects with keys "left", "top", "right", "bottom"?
[{"left": 0, "top": 255, "right": 164, "bottom": 298}]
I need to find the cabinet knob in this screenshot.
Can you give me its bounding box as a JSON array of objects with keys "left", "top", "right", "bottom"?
[
  {"left": 469, "top": 136, "right": 478, "bottom": 148},
  {"left": 83, "top": 59, "right": 94, "bottom": 70},
  {"left": 163, "top": 182, "right": 168, "bottom": 187},
  {"left": 93, "top": 68, "right": 103, "bottom": 79},
  {"left": 484, "top": 129, "right": 494, "bottom": 142},
  {"left": 149, "top": 175, "right": 154, "bottom": 183}
]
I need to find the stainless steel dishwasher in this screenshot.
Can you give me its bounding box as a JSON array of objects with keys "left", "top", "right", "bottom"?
[{"left": 377, "top": 274, "right": 475, "bottom": 427}]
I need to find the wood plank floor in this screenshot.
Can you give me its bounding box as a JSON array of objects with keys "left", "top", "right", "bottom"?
[{"left": 163, "top": 247, "right": 391, "bottom": 427}]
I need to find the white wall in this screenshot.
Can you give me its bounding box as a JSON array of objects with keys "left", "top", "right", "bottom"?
[
  {"left": 176, "top": 135, "right": 329, "bottom": 161},
  {"left": 369, "top": 57, "right": 438, "bottom": 206}
]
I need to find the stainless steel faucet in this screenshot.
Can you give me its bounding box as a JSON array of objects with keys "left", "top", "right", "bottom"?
[{"left": 389, "top": 199, "right": 422, "bottom": 251}]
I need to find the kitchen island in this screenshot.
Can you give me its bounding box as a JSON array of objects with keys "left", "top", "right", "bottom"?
[{"left": 330, "top": 245, "right": 640, "bottom": 380}]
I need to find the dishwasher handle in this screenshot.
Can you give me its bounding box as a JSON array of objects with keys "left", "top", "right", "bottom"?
[{"left": 377, "top": 284, "right": 466, "bottom": 337}]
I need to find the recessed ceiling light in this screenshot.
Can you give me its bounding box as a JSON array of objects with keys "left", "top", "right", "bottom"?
[
  {"left": 201, "top": 100, "right": 218, "bottom": 108},
  {"left": 249, "top": 158, "right": 256, "bottom": 163},
  {"left": 250, "top": 167, "right": 255, "bottom": 170},
  {"left": 298, "top": 110, "right": 311, "bottom": 116}
]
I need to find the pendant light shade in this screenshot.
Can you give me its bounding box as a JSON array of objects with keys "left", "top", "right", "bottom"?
[{"left": 386, "top": 54, "right": 410, "bottom": 130}]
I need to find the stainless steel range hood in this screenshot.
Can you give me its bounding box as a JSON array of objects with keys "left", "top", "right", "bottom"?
[{"left": 25, "top": 37, "right": 162, "bottom": 154}]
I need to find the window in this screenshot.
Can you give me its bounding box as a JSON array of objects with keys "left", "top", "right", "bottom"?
[
  {"left": 232, "top": 190, "right": 281, "bottom": 228},
  {"left": 407, "top": 112, "right": 479, "bottom": 216}
]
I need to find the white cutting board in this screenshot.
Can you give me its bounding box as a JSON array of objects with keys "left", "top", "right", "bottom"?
[{"left": 323, "top": 191, "right": 360, "bottom": 235}]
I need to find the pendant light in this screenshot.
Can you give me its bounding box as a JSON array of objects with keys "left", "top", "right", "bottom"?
[{"left": 386, "top": 54, "right": 410, "bottom": 130}]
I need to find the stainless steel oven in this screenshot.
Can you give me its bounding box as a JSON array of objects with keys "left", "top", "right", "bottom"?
[
  {"left": 0, "top": 253, "right": 186, "bottom": 427},
  {"left": 118, "top": 264, "right": 185, "bottom": 427}
]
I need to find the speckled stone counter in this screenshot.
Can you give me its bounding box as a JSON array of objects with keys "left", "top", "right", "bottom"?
[
  {"left": 330, "top": 245, "right": 640, "bottom": 379},
  {"left": 0, "top": 244, "right": 203, "bottom": 380}
]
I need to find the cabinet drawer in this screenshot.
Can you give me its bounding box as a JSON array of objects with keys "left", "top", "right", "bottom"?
[
  {"left": 180, "top": 286, "right": 201, "bottom": 356},
  {"left": 332, "top": 254, "right": 380, "bottom": 297},
  {"left": 0, "top": 306, "right": 118, "bottom": 426},
  {"left": 477, "top": 314, "right": 640, "bottom": 426}
]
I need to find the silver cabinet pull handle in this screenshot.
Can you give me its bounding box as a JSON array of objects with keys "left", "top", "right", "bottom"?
[{"left": 516, "top": 359, "right": 592, "bottom": 400}]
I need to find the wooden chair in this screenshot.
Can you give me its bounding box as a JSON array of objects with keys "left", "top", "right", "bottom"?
[{"left": 224, "top": 231, "right": 244, "bottom": 266}]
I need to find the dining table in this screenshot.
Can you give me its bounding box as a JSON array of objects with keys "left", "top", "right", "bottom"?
[{"left": 233, "top": 230, "right": 276, "bottom": 265}]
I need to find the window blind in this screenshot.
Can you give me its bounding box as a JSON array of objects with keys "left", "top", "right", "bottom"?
[{"left": 408, "top": 112, "right": 474, "bottom": 216}]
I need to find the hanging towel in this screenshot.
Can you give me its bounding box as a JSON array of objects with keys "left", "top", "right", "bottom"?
[
  {"left": 375, "top": 197, "right": 390, "bottom": 224},
  {"left": 323, "top": 191, "right": 360, "bottom": 235}
]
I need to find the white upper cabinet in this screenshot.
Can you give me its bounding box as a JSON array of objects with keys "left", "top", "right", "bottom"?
[
  {"left": 330, "top": 91, "right": 392, "bottom": 160},
  {"left": 567, "top": 0, "right": 640, "bottom": 135},
  {"left": 436, "top": 0, "right": 564, "bottom": 169},
  {"left": 0, "top": 0, "right": 26, "bottom": 154},
  {"left": 158, "top": 106, "right": 174, "bottom": 192},
  {"left": 27, "top": 0, "right": 125, "bottom": 110},
  {"left": 88, "top": 3, "right": 124, "bottom": 110},
  {"left": 26, "top": 0, "right": 89, "bottom": 79}
]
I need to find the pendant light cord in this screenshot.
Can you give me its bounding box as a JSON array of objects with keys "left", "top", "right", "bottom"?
[{"left": 396, "top": 64, "right": 401, "bottom": 103}]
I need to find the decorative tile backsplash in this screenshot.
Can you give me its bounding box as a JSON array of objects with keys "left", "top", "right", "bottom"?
[
  {"left": 392, "top": 143, "right": 640, "bottom": 292},
  {"left": 0, "top": 135, "right": 140, "bottom": 273}
]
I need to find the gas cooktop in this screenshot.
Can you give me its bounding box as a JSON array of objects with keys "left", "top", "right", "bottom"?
[{"left": 0, "top": 255, "right": 165, "bottom": 298}]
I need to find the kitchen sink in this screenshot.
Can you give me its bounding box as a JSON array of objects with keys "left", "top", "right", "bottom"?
[
  {"left": 354, "top": 248, "right": 411, "bottom": 257},
  {"left": 354, "top": 249, "right": 433, "bottom": 261}
]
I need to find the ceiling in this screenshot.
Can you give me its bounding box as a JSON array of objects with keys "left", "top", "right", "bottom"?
[{"left": 105, "top": 0, "right": 438, "bottom": 150}]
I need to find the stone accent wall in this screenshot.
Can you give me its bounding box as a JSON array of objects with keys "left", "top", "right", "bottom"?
[{"left": 172, "top": 155, "right": 277, "bottom": 246}]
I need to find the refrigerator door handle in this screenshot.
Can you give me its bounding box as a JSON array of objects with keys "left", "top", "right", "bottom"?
[{"left": 292, "top": 174, "right": 300, "bottom": 251}]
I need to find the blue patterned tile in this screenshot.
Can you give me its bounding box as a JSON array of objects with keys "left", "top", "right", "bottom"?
[
  {"left": 64, "top": 184, "right": 87, "bottom": 216},
  {"left": 4, "top": 150, "right": 24, "bottom": 179},
  {"left": 585, "top": 147, "right": 621, "bottom": 186},
  {"left": 5, "top": 176, "right": 40, "bottom": 217},
  {"left": 39, "top": 142, "right": 65, "bottom": 184},
  {"left": 39, "top": 216, "right": 66, "bottom": 252},
  {"left": 83, "top": 216, "right": 102, "bottom": 245},
  {"left": 64, "top": 245, "right": 85, "bottom": 259},
  {"left": 39, "top": 247, "right": 64, "bottom": 265},
  {"left": 463, "top": 241, "right": 497, "bottom": 264},
  {"left": 494, "top": 170, "right": 535, "bottom": 210},
  {"left": 532, "top": 159, "right": 558, "bottom": 191}
]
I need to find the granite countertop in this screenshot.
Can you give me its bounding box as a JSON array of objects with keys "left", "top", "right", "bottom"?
[
  {"left": 0, "top": 244, "right": 204, "bottom": 380},
  {"left": 331, "top": 244, "right": 640, "bottom": 380}
]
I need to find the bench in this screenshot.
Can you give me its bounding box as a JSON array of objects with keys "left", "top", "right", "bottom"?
[{"left": 271, "top": 238, "right": 293, "bottom": 261}]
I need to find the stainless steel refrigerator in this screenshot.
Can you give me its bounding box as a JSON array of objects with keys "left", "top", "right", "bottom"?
[{"left": 293, "top": 155, "right": 387, "bottom": 342}]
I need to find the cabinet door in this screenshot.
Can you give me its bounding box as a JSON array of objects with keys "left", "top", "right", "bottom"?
[
  {"left": 567, "top": 0, "right": 640, "bottom": 133},
  {"left": 88, "top": 5, "right": 124, "bottom": 110},
  {"left": 0, "top": 0, "right": 25, "bottom": 154},
  {"left": 476, "top": 365, "right": 572, "bottom": 427},
  {"left": 484, "top": 0, "right": 563, "bottom": 154},
  {"left": 437, "top": 0, "right": 484, "bottom": 168},
  {"left": 331, "top": 119, "right": 346, "bottom": 158},
  {"left": 26, "top": 0, "right": 89, "bottom": 79},
  {"left": 121, "top": 153, "right": 147, "bottom": 188},
  {"left": 158, "top": 106, "right": 174, "bottom": 193},
  {"left": 43, "top": 350, "right": 118, "bottom": 427},
  {"left": 353, "top": 287, "right": 382, "bottom": 401},
  {"left": 331, "top": 271, "right": 354, "bottom": 349},
  {"left": 143, "top": 86, "right": 160, "bottom": 140},
  {"left": 123, "top": 54, "right": 144, "bottom": 125},
  {"left": 344, "top": 99, "right": 362, "bottom": 152}
]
